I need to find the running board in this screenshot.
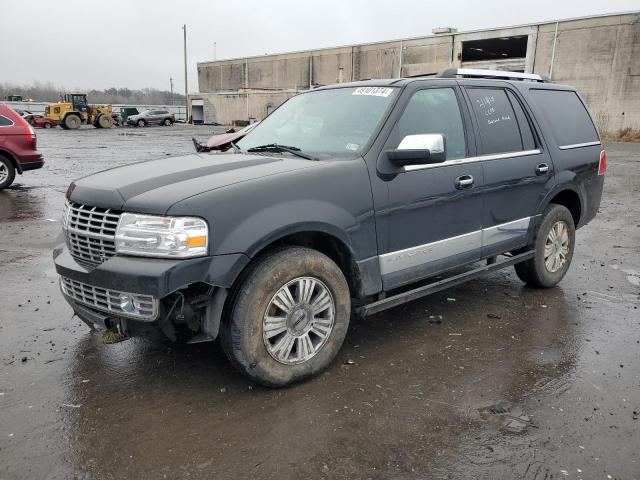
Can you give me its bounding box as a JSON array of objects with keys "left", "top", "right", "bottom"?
[{"left": 356, "top": 250, "right": 535, "bottom": 317}]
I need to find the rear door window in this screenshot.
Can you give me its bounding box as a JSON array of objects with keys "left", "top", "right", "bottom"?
[
  {"left": 396, "top": 88, "right": 466, "bottom": 160},
  {"left": 530, "top": 89, "right": 599, "bottom": 147},
  {"left": 466, "top": 88, "right": 524, "bottom": 155}
]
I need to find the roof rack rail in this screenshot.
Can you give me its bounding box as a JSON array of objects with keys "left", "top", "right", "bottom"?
[{"left": 437, "top": 68, "right": 550, "bottom": 83}]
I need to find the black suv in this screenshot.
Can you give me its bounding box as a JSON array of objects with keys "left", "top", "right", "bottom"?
[{"left": 54, "top": 69, "right": 605, "bottom": 386}]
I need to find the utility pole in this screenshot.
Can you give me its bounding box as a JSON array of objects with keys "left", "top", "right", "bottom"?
[
  {"left": 214, "top": 42, "right": 217, "bottom": 60},
  {"left": 169, "top": 77, "right": 174, "bottom": 105},
  {"left": 182, "top": 24, "right": 188, "bottom": 123}
]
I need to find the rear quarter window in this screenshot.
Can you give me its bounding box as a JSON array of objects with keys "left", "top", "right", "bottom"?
[
  {"left": 0, "top": 115, "right": 14, "bottom": 127},
  {"left": 530, "top": 89, "right": 599, "bottom": 147}
]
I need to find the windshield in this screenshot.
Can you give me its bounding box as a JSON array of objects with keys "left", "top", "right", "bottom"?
[{"left": 237, "top": 86, "right": 398, "bottom": 158}]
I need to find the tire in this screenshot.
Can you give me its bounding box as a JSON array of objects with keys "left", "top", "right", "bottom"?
[
  {"left": 64, "top": 114, "right": 81, "bottom": 130},
  {"left": 0, "top": 155, "right": 16, "bottom": 189},
  {"left": 220, "top": 247, "right": 351, "bottom": 387},
  {"left": 97, "top": 114, "right": 113, "bottom": 129},
  {"left": 163, "top": 118, "right": 172, "bottom": 126},
  {"left": 137, "top": 119, "right": 146, "bottom": 127},
  {"left": 514, "top": 204, "right": 575, "bottom": 288},
  {"left": 44, "top": 122, "right": 52, "bottom": 129}
]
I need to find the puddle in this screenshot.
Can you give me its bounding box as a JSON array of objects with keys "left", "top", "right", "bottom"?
[{"left": 479, "top": 402, "right": 535, "bottom": 433}]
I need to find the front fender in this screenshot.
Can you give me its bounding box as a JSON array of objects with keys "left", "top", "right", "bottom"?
[{"left": 219, "top": 200, "right": 358, "bottom": 259}]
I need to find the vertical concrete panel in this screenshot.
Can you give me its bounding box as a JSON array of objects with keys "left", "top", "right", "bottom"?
[
  {"left": 353, "top": 42, "right": 401, "bottom": 80},
  {"left": 532, "top": 27, "right": 555, "bottom": 77},
  {"left": 401, "top": 37, "right": 453, "bottom": 76},
  {"left": 551, "top": 24, "right": 620, "bottom": 132},
  {"left": 603, "top": 21, "right": 640, "bottom": 132},
  {"left": 311, "top": 48, "right": 353, "bottom": 86}
]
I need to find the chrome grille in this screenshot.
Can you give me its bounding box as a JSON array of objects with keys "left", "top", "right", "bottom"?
[
  {"left": 60, "top": 276, "right": 158, "bottom": 320},
  {"left": 63, "top": 201, "right": 121, "bottom": 267}
]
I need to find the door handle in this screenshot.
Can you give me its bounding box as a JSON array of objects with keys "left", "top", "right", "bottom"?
[
  {"left": 455, "top": 175, "right": 474, "bottom": 189},
  {"left": 535, "top": 163, "right": 550, "bottom": 175}
]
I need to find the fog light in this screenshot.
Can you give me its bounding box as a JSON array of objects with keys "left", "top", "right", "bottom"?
[{"left": 119, "top": 293, "right": 140, "bottom": 314}]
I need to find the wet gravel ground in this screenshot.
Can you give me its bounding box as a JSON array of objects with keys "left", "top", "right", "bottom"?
[{"left": 0, "top": 125, "right": 639, "bottom": 480}]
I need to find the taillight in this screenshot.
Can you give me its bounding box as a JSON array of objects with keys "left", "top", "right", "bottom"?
[
  {"left": 598, "top": 150, "right": 606, "bottom": 176},
  {"left": 5, "top": 107, "right": 37, "bottom": 148},
  {"left": 16, "top": 116, "right": 37, "bottom": 148}
]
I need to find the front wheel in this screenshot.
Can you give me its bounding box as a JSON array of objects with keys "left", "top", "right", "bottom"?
[
  {"left": 64, "top": 114, "right": 82, "bottom": 130},
  {"left": 137, "top": 119, "right": 146, "bottom": 127},
  {"left": 514, "top": 204, "right": 575, "bottom": 288},
  {"left": 220, "top": 247, "right": 351, "bottom": 387},
  {"left": 97, "top": 114, "right": 113, "bottom": 129}
]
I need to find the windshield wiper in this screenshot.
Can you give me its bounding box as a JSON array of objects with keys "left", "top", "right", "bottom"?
[{"left": 247, "top": 143, "right": 316, "bottom": 160}]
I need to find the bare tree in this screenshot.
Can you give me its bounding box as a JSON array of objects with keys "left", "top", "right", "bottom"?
[{"left": 0, "top": 82, "right": 185, "bottom": 105}]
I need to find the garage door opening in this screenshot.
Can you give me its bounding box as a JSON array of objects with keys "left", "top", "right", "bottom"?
[
  {"left": 461, "top": 36, "right": 528, "bottom": 71},
  {"left": 191, "top": 100, "right": 204, "bottom": 124}
]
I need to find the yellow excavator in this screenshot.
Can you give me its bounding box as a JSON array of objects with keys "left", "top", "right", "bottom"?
[{"left": 45, "top": 93, "right": 114, "bottom": 129}]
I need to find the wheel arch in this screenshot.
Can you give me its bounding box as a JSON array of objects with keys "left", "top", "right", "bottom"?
[
  {"left": 540, "top": 186, "right": 582, "bottom": 227},
  {"left": 0, "top": 149, "right": 21, "bottom": 174},
  {"left": 241, "top": 225, "right": 363, "bottom": 299}
]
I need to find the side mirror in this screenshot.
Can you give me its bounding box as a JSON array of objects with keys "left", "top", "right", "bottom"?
[{"left": 386, "top": 134, "right": 446, "bottom": 167}]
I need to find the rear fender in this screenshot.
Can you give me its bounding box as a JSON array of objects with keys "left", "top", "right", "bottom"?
[
  {"left": 0, "top": 149, "right": 21, "bottom": 174},
  {"left": 536, "top": 170, "right": 586, "bottom": 225}
]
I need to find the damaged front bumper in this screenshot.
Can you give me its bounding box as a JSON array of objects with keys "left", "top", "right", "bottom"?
[{"left": 53, "top": 241, "right": 249, "bottom": 341}]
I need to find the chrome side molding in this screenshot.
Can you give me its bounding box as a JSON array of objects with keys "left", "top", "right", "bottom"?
[
  {"left": 403, "top": 149, "right": 541, "bottom": 172},
  {"left": 558, "top": 141, "right": 601, "bottom": 150}
]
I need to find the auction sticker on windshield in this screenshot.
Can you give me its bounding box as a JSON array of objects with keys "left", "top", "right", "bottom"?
[{"left": 352, "top": 87, "right": 394, "bottom": 97}]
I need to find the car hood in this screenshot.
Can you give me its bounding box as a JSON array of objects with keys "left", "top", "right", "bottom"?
[{"left": 68, "top": 153, "right": 321, "bottom": 215}]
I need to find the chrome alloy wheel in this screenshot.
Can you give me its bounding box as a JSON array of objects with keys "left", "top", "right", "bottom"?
[
  {"left": 544, "top": 221, "right": 570, "bottom": 273},
  {"left": 263, "top": 276, "right": 335, "bottom": 365},
  {"left": 0, "top": 162, "right": 8, "bottom": 184}
]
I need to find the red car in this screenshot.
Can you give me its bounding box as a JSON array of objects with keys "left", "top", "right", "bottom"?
[
  {"left": 0, "top": 104, "right": 44, "bottom": 189},
  {"left": 26, "top": 114, "right": 56, "bottom": 129},
  {"left": 192, "top": 122, "right": 260, "bottom": 152}
]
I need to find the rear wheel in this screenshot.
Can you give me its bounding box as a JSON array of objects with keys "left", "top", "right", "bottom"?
[
  {"left": 163, "top": 118, "right": 172, "bottom": 126},
  {"left": 220, "top": 247, "right": 351, "bottom": 387},
  {"left": 44, "top": 122, "right": 52, "bottom": 129},
  {"left": 514, "top": 204, "right": 575, "bottom": 287},
  {"left": 0, "top": 155, "right": 16, "bottom": 189},
  {"left": 64, "top": 114, "right": 81, "bottom": 130}
]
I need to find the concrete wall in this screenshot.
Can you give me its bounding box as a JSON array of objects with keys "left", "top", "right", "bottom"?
[
  {"left": 196, "top": 12, "right": 640, "bottom": 133},
  {"left": 533, "top": 14, "right": 640, "bottom": 133},
  {"left": 189, "top": 91, "right": 297, "bottom": 125}
]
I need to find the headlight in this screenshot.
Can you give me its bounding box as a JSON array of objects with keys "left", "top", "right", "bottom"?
[{"left": 115, "top": 213, "right": 208, "bottom": 258}]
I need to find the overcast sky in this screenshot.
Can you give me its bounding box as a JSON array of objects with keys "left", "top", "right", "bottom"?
[{"left": 1, "top": 0, "right": 637, "bottom": 93}]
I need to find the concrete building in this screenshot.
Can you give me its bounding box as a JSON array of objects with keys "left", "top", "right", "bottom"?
[{"left": 190, "top": 11, "right": 640, "bottom": 135}]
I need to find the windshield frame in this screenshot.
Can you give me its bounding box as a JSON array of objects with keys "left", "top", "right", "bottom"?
[{"left": 237, "top": 85, "right": 403, "bottom": 159}]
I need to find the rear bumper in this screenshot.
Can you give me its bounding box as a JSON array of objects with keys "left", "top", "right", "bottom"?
[{"left": 19, "top": 159, "right": 44, "bottom": 172}]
